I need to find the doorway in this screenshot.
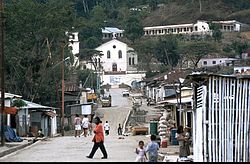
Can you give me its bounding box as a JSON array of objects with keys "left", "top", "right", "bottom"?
[{"left": 112, "top": 63, "right": 117, "bottom": 72}]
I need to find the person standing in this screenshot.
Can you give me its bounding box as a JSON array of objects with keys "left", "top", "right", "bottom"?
[
  {"left": 86, "top": 117, "right": 108, "bottom": 159},
  {"left": 184, "top": 126, "right": 191, "bottom": 157},
  {"left": 135, "top": 140, "right": 147, "bottom": 162},
  {"left": 104, "top": 121, "right": 110, "bottom": 136},
  {"left": 176, "top": 125, "right": 190, "bottom": 159},
  {"left": 118, "top": 123, "right": 122, "bottom": 135},
  {"left": 81, "top": 115, "right": 89, "bottom": 137},
  {"left": 74, "top": 114, "right": 82, "bottom": 137},
  {"left": 145, "top": 134, "right": 159, "bottom": 162},
  {"left": 88, "top": 121, "right": 93, "bottom": 136}
]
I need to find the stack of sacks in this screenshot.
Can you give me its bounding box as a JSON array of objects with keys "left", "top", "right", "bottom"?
[
  {"left": 158, "top": 109, "right": 176, "bottom": 146},
  {"left": 158, "top": 113, "right": 168, "bottom": 142}
]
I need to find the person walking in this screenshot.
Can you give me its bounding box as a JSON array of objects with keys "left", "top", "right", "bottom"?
[
  {"left": 86, "top": 117, "right": 108, "bottom": 159},
  {"left": 135, "top": 140, "right": 147, "bottom": 162},
  {"left": 74, "top": 114, "right": 82, "bottom": 137},
  {"left": 145, "top": 134, "right": 159, "bottom": 162},
  {"left": 118, "top": 123, "right": 122, "bottom": 135},
  {"left": 81, "top": 115, "right": 89, "bottom": 137},
  {"left": 104, "top": 121, "right": 110, "bottom": 136}
]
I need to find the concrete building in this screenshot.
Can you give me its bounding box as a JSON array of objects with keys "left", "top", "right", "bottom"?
[
  {"left": 211, "top": 20, "right": 242, "bottom": 32},
  {"left": 198, "top": 57, "right": 238, "bottom": 68},
  {"left": 144, "top": 20, "right": 247, "bottom": 37},
  {"left": 102, "top": 27, "right": 124, "bottom": 40},
  {"left": 144, "top": 20, "right": 211, "bottom": 36}
]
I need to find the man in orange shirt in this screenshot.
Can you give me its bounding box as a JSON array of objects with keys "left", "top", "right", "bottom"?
[{"left": 86, "top": 117, "right": 108, "bottom": 159}]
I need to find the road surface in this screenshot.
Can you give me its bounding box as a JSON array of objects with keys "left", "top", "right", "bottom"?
[{"left": 0, "top": 88, "right": 149, "bottom": 162}]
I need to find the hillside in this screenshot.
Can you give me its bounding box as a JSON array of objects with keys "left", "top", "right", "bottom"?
[{"left": 141, "top": 1, "right": 250, "bottom": 26}]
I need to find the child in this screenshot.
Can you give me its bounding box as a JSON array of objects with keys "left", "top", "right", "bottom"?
[
  {"left": 104, "top": 121, "right": 110, "bottom": 136},
  {"left": 145, "top": 134, "right": 159, "bottom": 162},
  {"left": 135, "top": 141, "right": 147, "bottom": 162}
]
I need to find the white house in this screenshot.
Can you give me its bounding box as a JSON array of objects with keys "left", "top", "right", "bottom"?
[
  {"left": 0, "top": 92, "right": 22, "bottom": 130},
  {"left": 18, "top": 99, "right": 58, "bottom": 137},
  {"left": 102, "top": 27, "right": 124, "bottom": 40},
  {"left": 234, "top": 66, "right": 250, "bottom": 74},
  {"left": 198, "top": 57, "right": 238, "bottom": 68},
  {"left": 85, "top": 39, "right": 145, "bottom": 87}
]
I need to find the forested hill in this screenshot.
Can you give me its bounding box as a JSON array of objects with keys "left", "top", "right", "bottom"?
[{"left": 76, "top": 0, "right": 250, "bottom": 27}]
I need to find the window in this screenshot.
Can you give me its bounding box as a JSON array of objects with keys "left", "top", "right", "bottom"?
[
  {"left": 212, "top": 61, "right": 216, "bottom": 64},
  {"left": 132, "top": 57, "right": 135, "bottom": 65},
  {"left": 113, "top": 45, "right": 116, "bottom": 49},
  {"left": 107, "top": 51, "right": 110, "bottom": 58},
  {"left": 129, "top": 57, "right": 131, "bottom": 65},
  {"left": 203, "top": 61, "right": 207, "bottom": 65},
  {"left": 118, "top": 50, "right": 122, "bottom": 59}
]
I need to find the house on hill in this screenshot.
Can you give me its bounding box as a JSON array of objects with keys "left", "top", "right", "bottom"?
[{"left": 102, "top": 27, "right": 124, "bottom": 40}]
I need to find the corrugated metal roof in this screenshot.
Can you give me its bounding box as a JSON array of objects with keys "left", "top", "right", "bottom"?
[
  {"left": 187, "top": 72, "right": 250, "bottom": 79},
  {"left": 0, "top": 92, "right": 22, "bottom": 99},
  {"left": 102, "top": 27, "right": 124, "bottom": 34},
  {"left": 20, "top": 99, "right": 53, "bottom": 109}
]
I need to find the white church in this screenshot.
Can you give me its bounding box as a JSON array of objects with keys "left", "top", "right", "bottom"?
[{"left": 67, "top": 28, "right": 146, "bottom": 87}]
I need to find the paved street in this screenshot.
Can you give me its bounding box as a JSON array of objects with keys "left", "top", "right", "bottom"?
[
  {"left": 0, "top": 88, "right": 146, "bottom": 162},
  {"left": 0, "top": 134, "right": 148, "bottom": 162},
  {"left": 0, "top": 88, "right": 186, "bottom": 162}
]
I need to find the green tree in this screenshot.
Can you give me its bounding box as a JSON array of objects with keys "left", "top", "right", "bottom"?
[
  {"left": 5, "top": 0, "right": 77, "bottom": 106},
  {"left": 180, "top": 41, "right": 218, "bottom": 69},
  {"left": 230, "top": 41, "right": 249, "bottom": 57},
  {"left": 209, "top": 23, "right": 222, "bottom": 42},
  {"left": 123, "top": 15, "right": 144, "bottom": 43},
  {"left": 148, "top": 0, "right": 158, "bottom": 10},
  {"left": 154, "top": 35, "right": 179, "bottom": 70},
  {"left": 133, "top": 38, "right": 157, "bottom": 72}
]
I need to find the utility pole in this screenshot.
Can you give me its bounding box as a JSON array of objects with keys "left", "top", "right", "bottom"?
[
  {"left": 60, "top": 41, "right": 65, "bottom": 136},
  {"left": 179, "top": 82, "right": 182, "bottom": 126},
  {"left": 0, "top": 0, "right": 5, "bottom": 146}
]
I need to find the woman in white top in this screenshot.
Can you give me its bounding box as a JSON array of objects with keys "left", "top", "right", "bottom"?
[
  {"left": 81, "top": 115, "right": 89, "bottom": 137},
  {"left": 74, "top": 114, "right": 82, "bottom": 137}
]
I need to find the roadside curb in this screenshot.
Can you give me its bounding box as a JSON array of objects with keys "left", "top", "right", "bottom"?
[
  {"left": 0, "top": 141, "right": 33, "bottom": 158},
  {"left": 0, "top": 137, "right": 47, "bottom": 158}
]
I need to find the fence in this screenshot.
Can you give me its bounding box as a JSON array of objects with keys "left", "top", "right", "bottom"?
[{"left": 191, "top": 74, "right": 250, "bottom": 162}]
